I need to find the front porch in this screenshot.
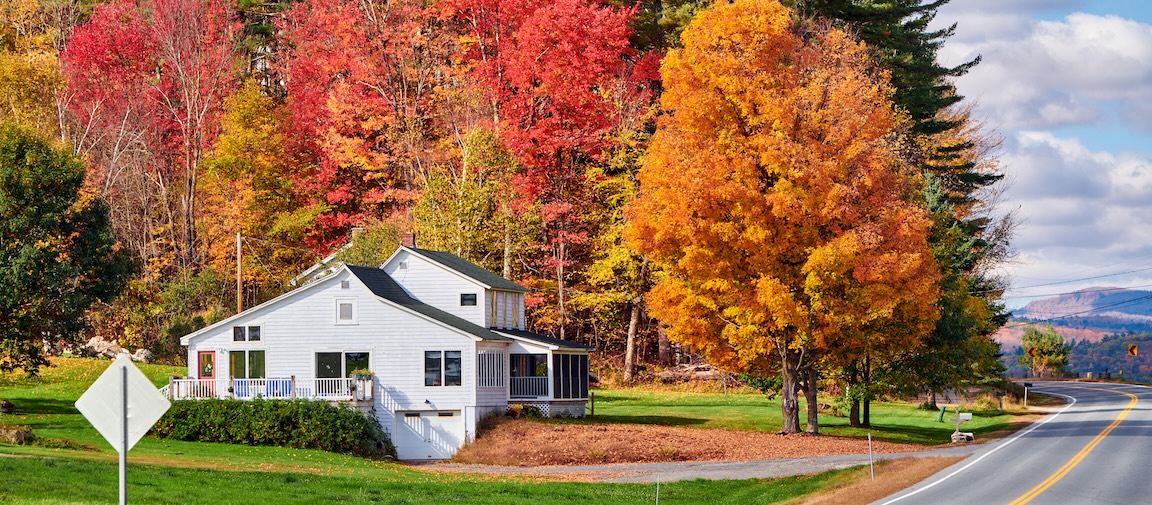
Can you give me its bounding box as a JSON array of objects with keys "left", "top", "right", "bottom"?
[{"left": 160, "top": 377, "right": 374, "bottom": 403}]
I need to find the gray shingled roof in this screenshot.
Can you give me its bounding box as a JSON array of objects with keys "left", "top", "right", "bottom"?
[
  {"left": 496, "top": 328, "right": 593, "bottom": 351},
  {"left": 408, "top": 247, "right": 529, "bottom": 293},
  {"left": 346, "top": 265, "right": 510, "bottom": 342}
]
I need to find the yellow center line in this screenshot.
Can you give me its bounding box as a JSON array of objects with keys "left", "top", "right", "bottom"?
[{"left": 1008, "top": 386, "right": 1139, "bottom": 505}]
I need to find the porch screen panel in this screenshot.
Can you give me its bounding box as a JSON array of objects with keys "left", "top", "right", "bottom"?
[
  {"left": 552, "top": 354, "right": 589, "bottom": 400},
  {"left": 316, "top": 352, "right": 342, "bottom": 378},
  {"left": 552, "top": 355, "right": 566, "bottom": 399},
  {"left": 578, "top": 355, "right": 588, "bottom": 398}
]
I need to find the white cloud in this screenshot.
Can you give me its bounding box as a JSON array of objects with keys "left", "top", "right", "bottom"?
[
  {"left": 999, "top": 133, "right": 1152, "bottom": 302},
  {"left": 939, "top": 12, "right": 1152, "bottom": 131}
]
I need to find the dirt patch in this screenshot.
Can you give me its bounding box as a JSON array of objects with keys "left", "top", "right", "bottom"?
[
  {"left": 452, "top": 418, "right": 927, "bottom": 466},
  {"left": 787, "top": 456, "right": 963, "bottom": 505}
]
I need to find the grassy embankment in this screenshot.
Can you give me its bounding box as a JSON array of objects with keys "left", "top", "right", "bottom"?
[
  {"left": 0, "top": 357, "right": 1034, "bottom": 504},
  {"left": 588, "top": 387, "right": 1033, "bottom": 445}
]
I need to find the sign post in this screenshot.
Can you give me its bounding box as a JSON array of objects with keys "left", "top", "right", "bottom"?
[
  {"left": 76, "top": 355, "right": 171, "bottom": 505},
  {"left": 1023, "top": 382, "right": 1033, "bottom": 408}
]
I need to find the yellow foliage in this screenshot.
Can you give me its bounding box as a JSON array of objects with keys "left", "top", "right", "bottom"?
[{"left": 628, "top": 0, "right": 940, "bottom": 375}]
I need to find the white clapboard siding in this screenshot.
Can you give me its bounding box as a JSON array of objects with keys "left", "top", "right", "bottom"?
[
  {"left": 382, "top": 250, "right": 488, "bottom": 328},
  {"left": 185, "top": 268, "right": 488, "bottom": 446}
]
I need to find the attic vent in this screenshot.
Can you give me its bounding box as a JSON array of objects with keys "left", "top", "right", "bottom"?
[
  {"left": 340, "top": 280, "right": 350, "bottom": 289},
  {"left": 398, "top": 260, "right": 408, "bottom": 270}
]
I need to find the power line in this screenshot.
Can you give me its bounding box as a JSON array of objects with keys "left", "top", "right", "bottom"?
[{"left": 980, "top": 264, "right": 1152, "bottom": 295}]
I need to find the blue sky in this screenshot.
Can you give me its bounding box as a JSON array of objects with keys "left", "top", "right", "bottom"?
[{"left": 932, "top": 0, "right": 1152, "bottom": 309}]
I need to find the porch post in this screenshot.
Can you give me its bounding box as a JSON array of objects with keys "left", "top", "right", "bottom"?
[{"left": 290, "top": 375, "right": 296, "bottom": 399}]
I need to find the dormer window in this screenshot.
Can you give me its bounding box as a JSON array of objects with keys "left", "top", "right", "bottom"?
[
  {"left": 336, "top": 298, "right": 357, "bottom": 324},
  {"left": 460, "top": 293, "right": 477, "bottom": 306}
]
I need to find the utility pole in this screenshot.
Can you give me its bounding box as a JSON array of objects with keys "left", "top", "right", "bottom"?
[{"left": 236, "top": 232, "right": 243, "bottom": 313}]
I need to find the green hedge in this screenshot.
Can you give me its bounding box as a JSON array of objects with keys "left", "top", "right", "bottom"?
[{"left": 150, "top": 399, "right": 394, "bottom": 458}]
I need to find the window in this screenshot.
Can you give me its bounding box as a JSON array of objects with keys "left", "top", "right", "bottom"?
[
  {"left": 316, "top": 351, "right": 371, "bottom": 378},
  {"left": 335, "top": 298, "right": 357, "bottom": 324},
  {"left": 233, "top": 325, "right": 261, "bottom": 342},
  {"left": 425, "top": 350, "right": 462, "bottom": 386},
  {"left": 477, "top": 351, "right": 505, "bottom": 388},
  {"left": 229, "top": 350, "right": 266, "bottom": 379},
  {"left": 460, "top": 293, "right": 477, "bottom": 306}
]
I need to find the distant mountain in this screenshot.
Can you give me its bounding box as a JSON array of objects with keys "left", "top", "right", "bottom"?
[
  {"left": 1012, "top": 288, "right": 1152, "bottom": 321},
  {"left": 995, "top": 288, "right": 1152, "bottom": 350}
]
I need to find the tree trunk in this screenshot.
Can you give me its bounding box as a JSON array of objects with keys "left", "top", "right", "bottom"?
[
  {"left": 657, "top": 323, "right": 671, "bottom": 366},
  {"left": 804, "top": 366, "right": 819, "bottom": 434},
  {"left": 846, "top": 363, "right": 861, "bottom": 427},
  {"left": 930, "top": 391, "right": 937, "bottom": 409},
  {"left": 780, "top": 350, "right": 802, "bottom": 433},
  {"left": 502, "top": 218, "right": 512, "bottom": 279},
  {"left": 862, "top": 355, "right": 872, "bottom": 428},
  {"left": 623, "top": 301, "right": 641, "bottom": 382},
  {"left": 557, "top": 241, "right": 566, "bottom": 340}
]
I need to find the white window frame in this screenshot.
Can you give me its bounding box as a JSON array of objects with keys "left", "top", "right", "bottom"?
[
  {"left": 425, "top": 350, "right": 463, "bottom": 387},
  {"left": 232, "top": 324, "right": 263, "bottom": 342},
  {"left": 335, "top": 298, "right": 358, "bottom": 325}
]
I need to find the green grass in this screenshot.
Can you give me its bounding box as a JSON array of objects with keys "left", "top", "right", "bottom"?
[
  {"left": 0, "top": 357, "right": 886, "bottom": 504},
  {"left": 586, "top": 387, "right": 1027, "bottom": 445},
  {"left": 0, "top": 455, "right": 864, "bottom": 504}
]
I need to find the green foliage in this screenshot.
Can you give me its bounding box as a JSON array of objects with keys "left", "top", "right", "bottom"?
[
  {"left": 151, "top": 398, "right": 394, "bottom": 458},
  {"left": 738, "top": 373, "right": 782, "bottom": 395},
  {"left": 333, "top": 218, "right": 406, "bottom": 267},
  {"left": 1065, "top": 332, "right": 1152, "bottom": 381},
  {"left": 0, "top": 123, "right": 133, "bottom": 375},
  {"left": 413, "top": 127, "right": 534, "bottom": 274},
  {"left": 1018, "top": 326, "right": 1071, "bottom": 377}
]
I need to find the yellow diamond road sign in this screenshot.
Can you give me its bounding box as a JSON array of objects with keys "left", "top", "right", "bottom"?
[
  {"left": 75, "top": 354, "right": 171, "bottom": 453},
  {"left": 1129, "top": 344, "right": 1139, "bottom": 357}
]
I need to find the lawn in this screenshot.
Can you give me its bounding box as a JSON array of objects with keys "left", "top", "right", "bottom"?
[
  {"left": 0, "top": 357, "right": 898, "bottom": 504},
  {"left": 586, "top": 387, "right": 1027, "bottom": 445}
]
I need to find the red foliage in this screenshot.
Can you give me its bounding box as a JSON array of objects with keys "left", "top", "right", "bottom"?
[{"left": 278, "top": 0, "right": 448, "bottom": 253}]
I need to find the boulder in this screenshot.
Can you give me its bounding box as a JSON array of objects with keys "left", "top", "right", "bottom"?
[{"left": 132, "top": 348, "right": 154, "bottom": 363}]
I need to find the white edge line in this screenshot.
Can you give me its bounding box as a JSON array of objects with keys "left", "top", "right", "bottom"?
[{"left": 876, "top": 390, "right": 1078, "bottom": 505}]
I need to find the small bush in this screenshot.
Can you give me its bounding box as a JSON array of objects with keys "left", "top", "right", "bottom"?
[{"left": 150, "top": 399, "right": 394, "bottom": 458}]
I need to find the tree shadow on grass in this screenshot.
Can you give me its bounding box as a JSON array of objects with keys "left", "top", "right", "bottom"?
[{"left": 0, "top": 397, "right": 79, "bottom": 416}]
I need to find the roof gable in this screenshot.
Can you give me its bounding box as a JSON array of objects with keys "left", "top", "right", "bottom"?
[
  {"left": 346, "top": 265, "right": 510, "bottom": 342},
  {"left": 403, "top": 247, "right": 529, "bottom": 293}
]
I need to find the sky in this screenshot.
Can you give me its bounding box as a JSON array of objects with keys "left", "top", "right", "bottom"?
[{"left": 931, "top": 0, "right": 1152, "bottom": 310}]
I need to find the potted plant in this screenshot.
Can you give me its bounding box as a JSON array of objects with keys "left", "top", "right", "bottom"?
[{"left": 350, "top": 368, "right": 373, "bottom": 381}]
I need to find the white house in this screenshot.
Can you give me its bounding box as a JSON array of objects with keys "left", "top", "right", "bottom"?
[{"left": 176, "top": 236, "right": 591, "bottom": 460}]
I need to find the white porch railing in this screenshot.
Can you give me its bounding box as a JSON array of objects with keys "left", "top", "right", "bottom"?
[
  {"left": 163, "top": 377, "right": 372, "bottom": 402},
  {"left": 510, "top": 376, "right": 549, "bottom": 398}
]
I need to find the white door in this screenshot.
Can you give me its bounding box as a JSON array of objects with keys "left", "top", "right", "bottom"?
[{"left": 394, "top": 410, "right": 464, "bottom": 460}]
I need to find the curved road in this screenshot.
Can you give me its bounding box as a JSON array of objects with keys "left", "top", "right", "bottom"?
[{"left": 876, "top": 381, "right": 1152, "bottom": 505}]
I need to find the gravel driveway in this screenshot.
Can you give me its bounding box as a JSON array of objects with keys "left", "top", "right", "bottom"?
[{"left": 422, "top": 444, "right": 982, "bottom": 483}]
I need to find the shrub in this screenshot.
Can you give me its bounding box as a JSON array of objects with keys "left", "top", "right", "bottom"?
[{"left": 150, "top": 399, "right": 394, "bottom": 458}]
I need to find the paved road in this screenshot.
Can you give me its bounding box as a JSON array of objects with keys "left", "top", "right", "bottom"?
[{"left": 875, "top": 381, "right": 1152, "bottom": 505}]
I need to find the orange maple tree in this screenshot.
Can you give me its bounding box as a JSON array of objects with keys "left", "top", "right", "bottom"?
[{"left": 627, "top": 0, "right": 940, "bottom": 433}]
